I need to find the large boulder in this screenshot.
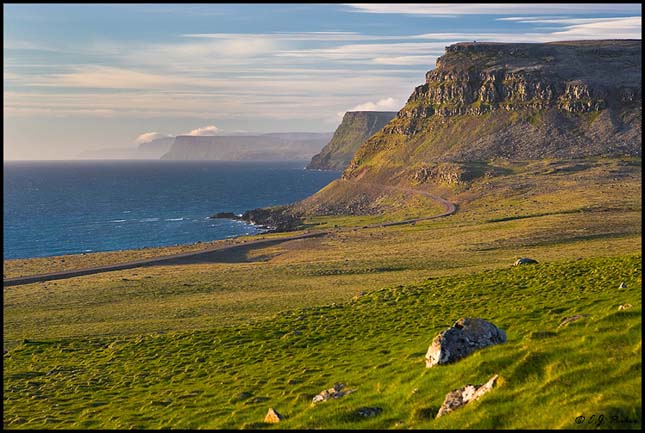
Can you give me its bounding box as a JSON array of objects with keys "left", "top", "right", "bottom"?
[
  {"left": 425, "top": 318, "right": 506, "bottom": 368},
  {"left": 436, "top": 374, "right": 499, "bottom": 418}
]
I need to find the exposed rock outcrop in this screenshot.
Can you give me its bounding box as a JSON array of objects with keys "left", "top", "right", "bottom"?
[
  {"left": 426, "top": 318, "right": 506, "bottom": 367},
  {"left": 436, "top": 374, "right": 499, "bottom": 418},
  {"left": 240, "top": 206, "right": 304, "bottom": 232},
  {"left": 312, "top": 383, "right": 355, "bottom": 404},
  {"left": 307, "top": 111, "right": 397, "bottom": 171}
]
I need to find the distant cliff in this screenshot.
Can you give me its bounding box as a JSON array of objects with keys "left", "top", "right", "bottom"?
[
  {"left": 343, "top": 40, "right": 641, "bottom": 184},
  {"left": 161, "top": 133, "right": 333, "bottom": 161},
  {"left": 137, "top": 137, "right": 175, "bottom": 158},
  {"left": 306, "top": 111, "right": 398, "bottom": 171}
]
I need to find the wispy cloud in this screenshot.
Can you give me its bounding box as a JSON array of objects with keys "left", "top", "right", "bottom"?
[
  {"left": 349, "top": 97, "right": 401, "bottom": 112},
  {"left": 134, "top": 132, "right": 172, "bottom": 144},
  {"left": 184, "top": 125, "right": 220, "bottom": 136},
  {"left": 344, "top": 4, "right": 642, "bottom": 16},
  {"left": 410, "top": 16, "right": 642, "bottom": 42},
  {"left": 5, "top": 14, "right": 641, "bottom": 127}
]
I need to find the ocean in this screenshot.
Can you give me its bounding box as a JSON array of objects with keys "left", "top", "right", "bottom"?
[{"left": 3, "top": 160, "right": 340, "bottom": 260}]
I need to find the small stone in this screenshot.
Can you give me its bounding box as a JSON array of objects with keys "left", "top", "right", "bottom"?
[
  {"left": 436, "top": 374, "right": 499, "bottom": 418},
  {"left": 264, "top": 408, "right": 284, "bottom": 423},
  {"left": 558, "top": 314, "right": 588, "bottom": 328},
  {"left": 619, "top": 282, "right": 627, "bottom": 289},
  {"left": 618, "top": 303, "right": 633, "bottom": 311},
  {"left": 514, "top": 257, "right": 538, "bottom": 266},
  {"left": 356, "top": 406, "right": 382, "bottom": 417}
]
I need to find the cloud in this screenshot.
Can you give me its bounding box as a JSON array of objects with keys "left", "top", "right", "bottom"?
[
  {"left": 344, "top": 4, "right": 642, "bottom": 16},
  {"left": 372, "top": 55, "right": 439, "bottom": 65},
  {"left": 410, "top": 16, "right": 642, "bottom": 42},
  {"left": 337, "top": 97, "right": 402, "bottom": 118},
  {"left": 185, "top": 125, "right": 220, "bottom": 136},
  {"left": 135, "top": 132, "right": 172, "bottom": 144}
]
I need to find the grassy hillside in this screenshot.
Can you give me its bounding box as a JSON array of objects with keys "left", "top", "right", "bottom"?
[
  {"left": 3, "top": 254, "right": 641, "bottom": 429},
  {"left": 3, "top": 155, "right": 641, "bottom": 429},
  {"left": 4, "top": 158, "right": 640, "bottom": 343}
]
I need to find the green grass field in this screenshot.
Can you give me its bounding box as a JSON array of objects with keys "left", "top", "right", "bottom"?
[
  {"left": 3, "top": 254, "right": 641, "bottom": 429},
  {"left": 3, "top": 157, "right": 642, "bottom": 429}
]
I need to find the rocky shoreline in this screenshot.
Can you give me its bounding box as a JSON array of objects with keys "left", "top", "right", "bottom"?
[{"left": 210, "top": 206, "right": 303, "bottom": 232}]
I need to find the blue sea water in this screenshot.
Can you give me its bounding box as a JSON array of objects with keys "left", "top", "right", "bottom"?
[{"left": 3, "top": 160, "right": 340, "bottom": 259}]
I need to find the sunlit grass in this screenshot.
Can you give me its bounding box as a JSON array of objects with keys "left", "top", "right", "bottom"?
[{"left": 3, "top": 254, "right": 641, "bottom": 429}]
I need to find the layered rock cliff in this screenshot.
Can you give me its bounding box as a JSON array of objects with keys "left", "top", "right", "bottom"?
[
  {"left": 161, "top": 133, "right": 332, "bottom": 161},
  {"left": 306, "top": 111, "right": 397, "bottom": 170},
  {"left": 344, "top": 40, "right": 641, "bottom": 184}
]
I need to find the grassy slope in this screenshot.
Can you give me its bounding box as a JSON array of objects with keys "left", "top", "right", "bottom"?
[
  {"left": 4, "top": 159, "right": 639, "bottom": 343},
  {"left": 3, "top": 158, "right": 642, "bottom": 429},
  {"left": 3, "top": 254, "right": 641, "bottom": 429}
]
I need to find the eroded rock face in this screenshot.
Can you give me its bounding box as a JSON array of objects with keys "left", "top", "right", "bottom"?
[
  {"left": 307, "top": 111, "right": 397, "bottom": 171},
  {"left": 436, "top": 374, "right": 499, "bottom": 418},
  {"left": 343, "top": 40, "right": 642, "bottom": 182},
  {"left": 426, "top": 318, "right": 506, "bottom": 368}
]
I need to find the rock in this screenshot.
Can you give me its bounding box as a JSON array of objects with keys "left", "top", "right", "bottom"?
[
  {"left": 514, "top": 257, "right": 538, "bottom": 266},
  {"left": 356, "top": 407, "right": 382, "bottom": 417},
  {"left": 307, "top": 111, "right": 397, "bottom": 171},
  {"left": 209, "top": 212, "right": 237, "bottom": 219},
  {"left": 264, "top": 408, "right": 284, "bottom": 423},
  {"left": 558, "top": 314, "right": 588, "bottom": 328},
  {"left": 425, "top": 318, "right": 506, "bottom": 368},
  {"left": 619, "top": 282, "right": 627, "bottom": 289},
  {"left": 436, "top": 374, "right": 499, "bottom": 418},
  {"left": 618, "top": 303, "right": 633, "bottom": 311},
  {"left": 312, "top": 383, "right": 355, "bottom": 404}
]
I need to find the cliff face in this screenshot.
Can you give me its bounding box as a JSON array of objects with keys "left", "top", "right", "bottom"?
[
  {"left": 344, "top": 40, "right": 641, "bottom": 184},
  {"left": 306, "top": 111, "right": 398, "bottom": 171},
  {"left": 161, "top": 133, "right": 332, "bottom": 161},
  {"left": 137, "top": 137, "right": 175, "bottom": 158}
]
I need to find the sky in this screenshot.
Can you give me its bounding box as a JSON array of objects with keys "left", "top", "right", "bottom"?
[{"left": 3, "top": 3, "right": 642, "bottom": 160}]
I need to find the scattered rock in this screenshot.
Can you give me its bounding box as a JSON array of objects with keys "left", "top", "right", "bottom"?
[
  {"left": 312, "top": 383, "right": 355, "bottom": 404},
  {"left": 618, "top": 303, "right": 633, "bottom": 311},
  {"left": 558, "top": 314, "right": 588, "bottom": 328},
  {"left": 235, "top": 391, "right": 253, "bottom": 401},
  {"left": 436, "top": 374, "right": 499, "bottom": 418},
  {"left": 356, "top": 406, "right": 382, "bottom": 417},
  {"left": 264, "top": 407, "right": 284, "bottom": 423},
  {"left": 619, "top": 282, "right": 627, "bottom": 289},
  {"left": 425, "top": 318, "right": 506, "bottom": 368},
  {"left": 247, "top": 396, "right": 270, "bottom": 404},
  {"left": 514, "top": 257, "right": 538, "bottom": 266}
]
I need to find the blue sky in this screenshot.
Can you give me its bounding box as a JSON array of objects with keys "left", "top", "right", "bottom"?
[{"left": 3, "top": 3, "right": 642, "bottom": 159}]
